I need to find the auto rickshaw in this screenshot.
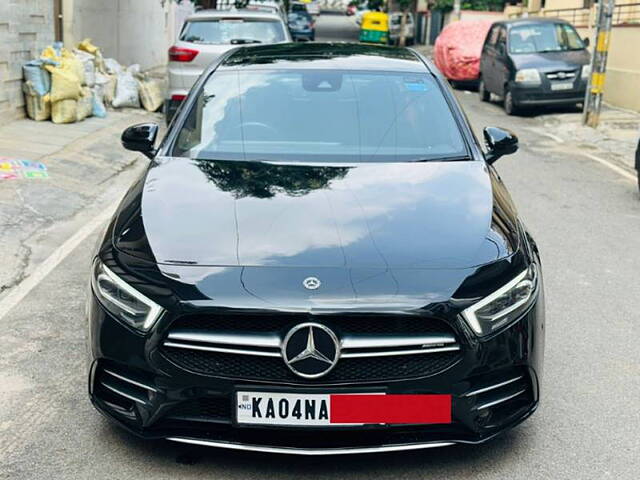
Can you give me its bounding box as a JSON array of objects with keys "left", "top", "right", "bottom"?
[{"left": 359, "top": 11, "right": 389, "bottom": 45}]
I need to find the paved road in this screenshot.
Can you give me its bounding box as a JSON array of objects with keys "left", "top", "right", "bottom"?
[
  {"left": 315, "top": 11, "right": 359, "bottom": 42},
  {"left": 1, "top": 14, "right": 639, "bottom": 480}
]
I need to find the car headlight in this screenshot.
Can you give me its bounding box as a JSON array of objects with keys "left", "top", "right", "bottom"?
[
  {"left": 581, "top": 64, "right": 591, "bottom": 80},
  {"left": 91, "top": 260, "right": 163, "bottom": 333},
  {"left": 461, "top": 264, "right": 538, "bottom": 337},
  {"left": 515, "top": 69, "right": 541, "bottom": 84}
]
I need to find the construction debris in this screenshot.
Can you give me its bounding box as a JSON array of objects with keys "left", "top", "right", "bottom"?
[{"left": 22, "top": 39, "right": 164, "bottom": 124}]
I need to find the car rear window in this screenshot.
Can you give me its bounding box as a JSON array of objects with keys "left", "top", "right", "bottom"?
[
  {"left": 172, "top": 69, "right": 466, "bottom": 163},
  {"left": 180, "top": 18, "right": 287, "bottom": 44}
]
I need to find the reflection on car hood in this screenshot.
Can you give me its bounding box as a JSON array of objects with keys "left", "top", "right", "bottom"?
[{"left": 113, "top": 158, "right": 518, "bottom": 271}]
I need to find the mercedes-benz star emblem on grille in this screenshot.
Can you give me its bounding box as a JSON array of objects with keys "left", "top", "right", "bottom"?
[
  {"left": 302, "top": 276, "right": 321, "bottom": 290},
  {"left": 281, "top": 323, "right": 340, "bottom": 379}
]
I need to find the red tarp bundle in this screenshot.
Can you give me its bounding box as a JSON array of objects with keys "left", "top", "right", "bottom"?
[{"left": 434, "top": 20, "right": 494, "bottom": 82}]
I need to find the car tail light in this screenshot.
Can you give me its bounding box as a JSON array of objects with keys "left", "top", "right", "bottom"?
[
  {"left": 171, "top": 94, "right": 187, "bottom": 101},
  {"left": 168, "top": 46, "right": 199, "bottom": 62}
]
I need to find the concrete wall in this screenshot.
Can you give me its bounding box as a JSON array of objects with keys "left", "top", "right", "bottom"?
[
  {"left": 0, "top": 0, "right": 55, "bottom": 126},
  {"left": 62, "top": 0, "right": 194, "bottom": 71},
  {"left": 576, "top": 26, "right": 640, "bottom": 112}
]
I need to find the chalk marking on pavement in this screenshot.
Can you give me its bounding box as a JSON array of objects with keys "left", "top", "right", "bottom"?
[
  {"left": 581, "top": 152, "right": 636, "bottom": 182},
  {"left": 0, "top": 203, "right": 117, "bottom": 322}
]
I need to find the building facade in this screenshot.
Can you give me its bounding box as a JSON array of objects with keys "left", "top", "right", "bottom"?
[
  {"left": 0, "top": 0, "right": 194, "bottom": 126},
  {"left": 0, "top": 0, "right": 55, "bottom": 126}
]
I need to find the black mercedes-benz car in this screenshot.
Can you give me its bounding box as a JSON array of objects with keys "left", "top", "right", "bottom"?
[{"left": 88, "top": 43, "right": 545, "bottom": 455}]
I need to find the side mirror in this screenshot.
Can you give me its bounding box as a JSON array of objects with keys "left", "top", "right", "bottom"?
[
  {"left": 121, "top": 123, "right": 159, "bottom": 159},
  {"left": 483, "top": 127, "right": 518, "bottom": 164},
  {"left": 583, "top": 37, "right": 590, "bottom": 47}
]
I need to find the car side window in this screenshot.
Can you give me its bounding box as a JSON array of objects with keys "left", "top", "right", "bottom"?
[
  {"left": 486, "top": 25, "right": 500, "bottom": 49},
  {"left": 496, "top": 27, "right": 507, "bottom": 56}
]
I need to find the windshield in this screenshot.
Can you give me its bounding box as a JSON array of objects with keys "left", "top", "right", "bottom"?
[
  {"left": 509, "top": 23, "right": 585, "bottom": 54},
  {"left": 180, "top": 19, "right": 287, "bottom": 44},
  {"left": 171, "top": 70, "right": 467, "bottom": 163}
]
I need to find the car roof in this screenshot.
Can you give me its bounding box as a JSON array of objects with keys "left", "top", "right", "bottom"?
[
  {"left": 494, "top": 17, "right": 573, "bottom": 28},
  {"left": 187, "top": 9, "right": 283, "bottom": 21},
  {"left": 220, "top": 43, "right": 429, "bottom": 72}
]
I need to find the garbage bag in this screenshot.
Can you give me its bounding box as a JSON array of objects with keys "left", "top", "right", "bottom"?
[
  {"left": 103, "top": 58, "right": 122, "bottom": 75},
  {"left": 434, "top": 20, "right": 493, "bottom": 82},
  {"left": 76, "top": 87, "right": 93, "bottom": 121},
  {"left": 102, "top": 74, "right": 117, "bottom": 106},
  {"left": 52, "top": 99, "right": 77, "bottom": 124},
  {"left": 112, "top": 71, "right": 140, "bottom": 108},
  {"left": 74, "top": 50, "right": 96, "bottom": 87},
  {"left": 92, "top": 90, "right": 107, "bottom": 118},
  {"left": 127, "top": 64, "right": 141, "bottom": 76},
  {"left": 138, "top": 79, "right": 163, "bottom": 112},
  {"left": 22, "top": 82, "right": 51, "bottom": 121},
  {"left": 23, "top": 61, "right": 51, "bottom": 96},
  {"left": 77, "top": 38, "right": 99, "bottom": 56},
  {"left": 49, "top": 63, "right": 82, "bottom": 102}
]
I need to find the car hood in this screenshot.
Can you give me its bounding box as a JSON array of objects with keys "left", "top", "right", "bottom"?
[
  {"left": 511, "top": 49, "right": 590, "bottom": 71},
  {"left": 113, "top": 158, "right": 518, "bottom": 271}
]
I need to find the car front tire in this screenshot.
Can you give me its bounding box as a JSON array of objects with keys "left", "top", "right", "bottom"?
[
  {"left": 504, "top": 87, "right": 518, "bottom": 116},
  {"left": 478, "top": 79, "right": 489, "bottom": 102}
]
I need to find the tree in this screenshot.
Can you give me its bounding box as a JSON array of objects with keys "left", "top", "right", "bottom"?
[{"left": 397, "top": 0, "right": 414, "bottom": 47}]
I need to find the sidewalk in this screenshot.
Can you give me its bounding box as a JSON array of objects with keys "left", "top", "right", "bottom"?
[
  {"left": 0, "top": 109, "right": 163, "bottom": 298},
  {"left": 532, "top": 107, "right": 640, "bottom": 172}
]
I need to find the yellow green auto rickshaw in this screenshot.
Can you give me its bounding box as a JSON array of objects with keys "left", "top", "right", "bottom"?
[{"left": 359, "top": 11, "right": 389, "bottom": 45}]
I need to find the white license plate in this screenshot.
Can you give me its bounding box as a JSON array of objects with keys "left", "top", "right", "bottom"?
[
  {"left": 551, "top": 82, "right": 574, "bottom": 91},
  {"left": 236, "top": 391, "right": 372, "bottom": 426},
  {"left": 236, "top": 391, "right": 452, "bottom": 426}
]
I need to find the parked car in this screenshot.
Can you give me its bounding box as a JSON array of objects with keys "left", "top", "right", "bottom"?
[
  {"left": 388, "top": 12, "right": 414, "bottom": 45},
  {"left": 90, "top": 43, "right": 545, "bottom": 455},
  {"left": 288, "top": 11, "right": 315, "bottom": 41},
  {"left": 479, "top": 18, "right": 590, "bottom": 115},
  {"left": 165, "top": 10, "right": 291, "bottom": 124},
  {"left": 244, "top": 1, "right": 288, "bottom": 20},
  {"left": 291, "top": 1, "right": 314, "bottom": 18},
  {"left": 434, "top": 20, "right": 493, "bottom": 87},
  {"left": 636, "top": 135, "right": 640, "bottom": 192}
]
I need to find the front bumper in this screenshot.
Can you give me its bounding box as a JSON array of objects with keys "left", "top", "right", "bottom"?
[
  {"left": 511, "top": 81, "right": 586, "bottom": 106},
  {"left": 88, "top": 293, "right": 544, "bottom": 455},
  {"left": 291, "top": 31, "right": 314, "bottom": 41}
]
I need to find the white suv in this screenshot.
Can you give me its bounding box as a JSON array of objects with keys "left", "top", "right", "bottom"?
[{"left": 166, "top": 9, "right": 291, "bottom": 123}]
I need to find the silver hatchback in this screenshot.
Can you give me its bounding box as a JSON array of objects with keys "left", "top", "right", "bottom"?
[{"left": 166, "top": 9, "right": 291, "bottom": 123}]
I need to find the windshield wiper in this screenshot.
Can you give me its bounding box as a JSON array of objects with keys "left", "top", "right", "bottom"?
[
  {"left": 230, "top": 38, "right": 262, "bottom": 44},
  {"left": 411, "top": 155, "right": 471, "bottom": 163}
]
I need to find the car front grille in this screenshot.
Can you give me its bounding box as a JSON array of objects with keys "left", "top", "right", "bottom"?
[{"left": 159, "top": 313, "right": 462, "bottom": 384}]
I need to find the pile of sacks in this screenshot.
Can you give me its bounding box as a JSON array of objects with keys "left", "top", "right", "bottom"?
[{"left": 22, "top": 39, "right": 164, "bottom": 124}]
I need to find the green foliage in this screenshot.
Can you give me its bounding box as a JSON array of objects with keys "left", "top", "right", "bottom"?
[{"left": 432, "top": 0, "right": 454, "bottom": 11}]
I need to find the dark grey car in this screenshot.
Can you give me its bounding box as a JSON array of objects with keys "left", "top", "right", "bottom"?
[{"left": 478, "top": 18, "right": 590, "bottom": 115}]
